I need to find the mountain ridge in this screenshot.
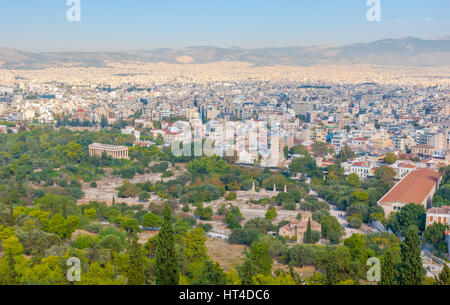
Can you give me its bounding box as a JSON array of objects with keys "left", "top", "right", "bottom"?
[{"left": 1, "top": 37, "right": 449, "bottom": 69}]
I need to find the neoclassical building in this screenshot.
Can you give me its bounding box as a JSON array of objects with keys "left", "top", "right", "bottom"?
[
  {"left": 88, "top": 143, "right": 129, "bottom": 159},
  {"left": 378, "top": 168, "right": 441, "bottom": 216},
  {"left": 426, "top": 206, "right": 450, "bottom": 227}
]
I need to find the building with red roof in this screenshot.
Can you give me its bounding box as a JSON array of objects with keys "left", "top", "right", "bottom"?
[{"left": 378, "top": 168, "right": 442, "bottom": 216}]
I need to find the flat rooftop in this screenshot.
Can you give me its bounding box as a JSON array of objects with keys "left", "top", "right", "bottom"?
[{"left": 88, "top": 142, "right": 128, "bottom": 150}]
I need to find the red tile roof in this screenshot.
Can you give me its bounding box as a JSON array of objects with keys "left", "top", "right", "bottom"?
[
  {"left": 379, "top": 169, "right": 441, "bottom": 206},
  {"left": 398, "top": 153, "right": 414, "bottom": 160},
  {"left": 162, "top": 129, "right": 181, "bottom": 135},
  {"left": 399, "top": 164, "right": 417, "bottom": 169}
]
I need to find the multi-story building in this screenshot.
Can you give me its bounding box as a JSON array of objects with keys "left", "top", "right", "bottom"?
[
  {"left": 292, "top": 102, "right": 313, "bottom": 116},
  {"left": 372, "top": 136, "right": 393, "bottom": 149},
  {"left": 412, "top": 144, "right": 435, "bottom": 157}
]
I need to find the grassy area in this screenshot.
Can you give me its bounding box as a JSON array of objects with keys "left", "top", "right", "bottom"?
[{"left": 206, "top": 238, "right": 246, "bottom": 271}]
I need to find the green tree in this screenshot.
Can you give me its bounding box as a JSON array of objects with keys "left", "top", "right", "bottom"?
[
  {"left": 225, "top": 192, "right": 237, "bottom": 201},
  {"left": 127, "top": 231, "right": 145, "bottom": 285},
  {"left": 347, "top": 173, "right": 360, "bottom": 187},
  {"left": 193, "top": 261, "right": 227, "bottom": 285},
  {"left": 3, "top": 250, "right": 18, "bottom": 285},
  {"left": 48, "top": 214, "right": 66, "bottom": 238},
  {"left": 375, "top": 165, "right": 396, "bottom": 187},
  {"left": 348, "top": 217, "right": 363, "bottom": 229},
  {"left": 387, "top": 204, "right": 426, "bottom": 235},
  {"left": 265, "top": 207, "right": 278, "bottom": 221},
  {"left": 436, "top": 264, "right": 450, "bottom": 285},
  {"left": 248, "top": 241, "right": 273, "bottom": 276},
  {"left": 183, "top": 227, "right": 208, "bottom": 264},
  {"left": 283, "top": 146, "right": 289, "bottom": 159},
  {"left": 100, "top": 115, "right": 108, "bottom": 128},
  {"left": 311, "top": 141, "right": 329, "bottom": 158},
  {"left": 325, "top": 252, "right": 338, "bottom": 285},
  {"left": 122, "top": 217, "right": 140, "bottom": 233},
  {"left": 238, "top": 257, "right": 257, "bottom": 285},
  {"left": 338, "top": 146, "right": 355, "bottom": 162},
  {"left": 226, "top": 265, "right": 242, "bottom": 285},
  {"left": 98, "top": 235, "right": 124, "bottom": 253},
  {"left": 423, "top": 223, "right": 448, "bottom": 250},
  {"left": 398, "top": 226, "right": 426, "bottom": 285},
  {"left": 155, "top": 135, "right": 164, "bottom": 146},
  {"left": 344, "top": 234, "right": 375, "bottom": 266},
  {"left": 379, "top": 251, "right": 396, "bottom": 285},
  {"left": 304, "top": 218, "right": 313, "bottom": 244},
  {"left": 224, "top": 206, "right": 243, "bottom": 229},
  {"left": 142, "top": 213, "right": 162, "bottom": 228},
  {"left": 65, "top": 215, "right": 80, "bottom": 239},
  {"left": 384, "top": 153, "right": 398, "bottom": 164},
  {"left": 321, "top": 216, "right": 343, "bottom": 245},
  {"left": 138, "top": 192, "right": 150, "bottom": 202},
  {"left": 155, "top": 205, "right": 179, "bottom": 285},
  {"left": 285, "top": 244, "right": 316, "bottom": 267},
  {"left": 84, "top": 208, "right": 97, "bottom": 220}
]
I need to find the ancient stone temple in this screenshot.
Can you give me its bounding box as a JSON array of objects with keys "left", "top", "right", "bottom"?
[{"left": 88, "top": 143, "right": 129, "bottom": 159}]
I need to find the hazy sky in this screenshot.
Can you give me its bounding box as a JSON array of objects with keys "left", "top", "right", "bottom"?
[{"left": 1, "top": 0, "right": 449, "bottom": 52}]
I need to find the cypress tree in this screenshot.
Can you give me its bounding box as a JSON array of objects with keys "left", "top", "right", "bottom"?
[
  {"left": 325, "top": 252, "right": 338, "bottom": 285},
  {"left": 304, "top": 218, "right": 313, "bottom": 244},
  {"left": 155, "top": 204, "right": 179, "bottom": 285},
  {"left": 398, "top": 226, "right": 425, "bottom": 285},
  {"left": 8, "top": 204, "right": 14, "bottom": 226},
  {"left": 5, "top": 250, "right": 18, "bottom": 285},
  {"left": 238, "top": 256, "right": 257, "bottom": 285},
  {"left": 379, "top": 251, "right": 396, "bottom": 285},
  {"left": 127, "top": 231, "right": 145, "bottom": 285},
  {"left": 436, "top": 264, "right": 450, "bottom": 285}
]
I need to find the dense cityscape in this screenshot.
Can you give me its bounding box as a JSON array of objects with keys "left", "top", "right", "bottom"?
[{"left": 0, "top": 61, "right": 448, "bottom": 288}]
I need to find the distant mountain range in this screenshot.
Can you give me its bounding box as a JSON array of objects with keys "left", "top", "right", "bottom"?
[{"left": 1, "top": 36, "right": 449, "bottom": 69}]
